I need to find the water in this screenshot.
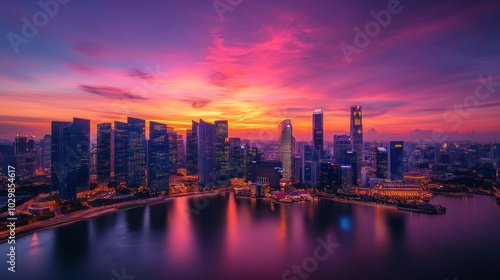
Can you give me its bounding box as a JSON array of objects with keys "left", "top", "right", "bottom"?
[{"left": 2, "top": 194, "right": 500, "bottom": 280}]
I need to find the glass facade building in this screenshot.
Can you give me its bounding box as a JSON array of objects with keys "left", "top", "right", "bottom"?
[
  {"left": 148, "top": 121, "right": 170, "bottom": 192},
  {"left": 350, "top": 105, "right": 363, "bottom": 185},
  {"left": 278, "top": 119, "right": 294, "bottom": 180},
  {"left": 126, "top": 117, "right": 146, "bottom": 188},
  {"left": 96, "top": 123, "right": 112, "bottom": 183}
]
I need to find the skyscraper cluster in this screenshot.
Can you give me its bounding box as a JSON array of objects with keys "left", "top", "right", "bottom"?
[
  {"left": 4, "top": 105, "right": 432, "bottom": 200},
  {"left": 295, "top": 106, "right": 365, "bottom": 191}
]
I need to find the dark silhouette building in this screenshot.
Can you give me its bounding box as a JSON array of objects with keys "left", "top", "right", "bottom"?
[
  {"left": 388, "top": 141, "right": 405, "bottom": 181},
  {"left": 198, "top": 119, "right": 216, "bottom": 187},
  {"left": 113, "top": 121, "right": 128, "bottom": 183},
  {"left": 312, "top": 109, "right": 324, "bottom": 160},
  {"left": 126, "top": 117, "right": 146, "bottom": 188},
  {"left": 96, "top": 123, "right": 112, "bottom": 183},
  {"left": 148, "top": 121, "right": 170, "bottom": 192},
  {"left": 51, "top": 118, "right": 90, "bottom": 200},
  {"left": 251, "top": 160, "right": 282, "bottom": 190},
  {"left": 186, "top": 120, "right": 199, "bottom": 175},
  {"left": 376, "top": 147, "right": 388, "bottom": 179},
  {"left": 320, "top": 163, "right": 342, "bottom": 192}
]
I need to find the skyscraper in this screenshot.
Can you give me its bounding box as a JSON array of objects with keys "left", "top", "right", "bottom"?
[
  {"left": 114, "top": 121, "right": 128, "bottom": 183},
  {"left": 320, "top": 163, "right": 341, "bottom": 192},
  {"left": 69, "top": 118, "right": 91, "bottom": 191},
  {"left": 51, "top": 118, "right": 90, "bottom": 200},
  {"left": 176, "top": 134, "right": 185, "bottom": 169},
  {"left": 167, "top": 127, "right": 177, "bottom": 174},
  {"left": 97, "top": 123, "right": 112, "bottom": 183},
  {"left": 278, "top": 119, "right": 294, "bottom": 180},
  {"left": 302, "top": 145, "right": 320, "bottom": 187},
  {"left": 376, "top": 147, "right": 388, "bottom": 179},
  {"left": 198, "top": 119, "right": 216, "bottom": 187},
  {"left": 13, "top": 135, "right": 36, "bottom": 178},
  {"left": 215, "top": 120, "right": 230, "bottom": 180},
  {"left": 333, "top": 134, "right": 351, "bottom": 164},
  {"left": 40, "top": 134, "right": 51, "bottom": 174},
  {"left": 127, "top": 117, "right": 146, "bottom": 188},
  {"left": 312, "top": 109, "right": 324, "bottom": 160},
  {"left": 148, "top": 121, "right": 170, "bottom": 192},
  {"left": 344, "top": 150, "right": 357, "bottom": 186},
  {"left": 388, "top": 141, "right": 405, "bottom": 181},
  {"left": 186, "top": 121, "right": 198, "bottom": 175},
  {"left": 350, "top": 105, "right": 363, "bottom": 185},
  {"left": 51, "top": 121, "right": 71, "bottom": 192}
]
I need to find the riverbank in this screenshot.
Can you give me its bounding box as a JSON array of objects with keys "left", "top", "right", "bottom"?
[
  {"left": 317, "top": 195, "right": 398, "bottom": 210},
  {"left": 0, "top": 191, "right": 219, "bottom": 243}
]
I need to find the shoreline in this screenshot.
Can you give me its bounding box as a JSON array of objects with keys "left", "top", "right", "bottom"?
[
  {"left": 0, "top": 192, "right": 219, "bottom": 243},
  {"left": 317, "top": 195, "right": 398, "bottom": 210}
]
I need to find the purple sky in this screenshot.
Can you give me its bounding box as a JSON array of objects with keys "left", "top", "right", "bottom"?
[{"left": 1, "top": 0, "right": 499, "bottom": 142}]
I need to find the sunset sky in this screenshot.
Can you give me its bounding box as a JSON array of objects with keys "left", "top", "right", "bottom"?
[{"left": 1, "top": 0, "right": 499, "bottom": 142}]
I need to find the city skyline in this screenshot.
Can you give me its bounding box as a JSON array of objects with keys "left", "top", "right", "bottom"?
[{"left": 1, "top": 0, "right": 500, "bottom": 142}]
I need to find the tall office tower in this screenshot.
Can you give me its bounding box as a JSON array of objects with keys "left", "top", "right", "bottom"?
[
  {"left": 40, "top": 134, "right": 51, "bottom": 174},
  {"left": 51, "top": 118, "right": 90, "bottom": 200},
  {"left": 90, "top": 146, "right": 97, "bottom": 174},
  {"left": 167, "top": 127, "right": 177, "bottom": 175},
  {"left": 376, "top": 147, "right": 388, "bottom": 179},
  {"left": 312, "top": 109, "right": 324, "bottom": 160},
  {"left": 295, "top": 141, "right": 308, "bottom": 158},
  {"left": 302, "top": 145, "right": 320, "bottom": 187},
  {"left": 293, "top": 155, "right": 302, "bottom": 182},
  {"left": 51, "top": 121, "right": 71, "bottom": 192},
  {"left": 244, "top": 144, "right": 260, "bottom": 181},
  {"left": 148, "top": 121, "right": 170, "bottom": 192},
  {"left": 278, "top": 119, "right": 294, "bottom": 180},
  {"left": 388, "top": 141, "right": 405, "bottom": 181},
  {"left": 228, "top": 138, "right": 242, "bottom": 178},
  {"left": 114, "top": 121, "right": 128, "bottom": 183},
  {"left": 215, "top": 120, "right": 230, "bottom": 180},
  {"left": 198, "top": 119, "right": 216, "bottom": 187},
  {"left": 333, "top": 134, "right": 351, "bottom": 164},
  {"left": 344, "top": 150, "right": 358, "bottom": 186},
  {"left": 320, "top": 163, "right": 342, "bottom": 192},
  {"left": 13, "top": 135, "right": 37, "bottom": 177},
  {"left": 97, "top": 123, "right": 112, "bottom": 183},
  {"left": 176, "top": 134, "right": 185, "bottom": 169},
  {"left": 68, "top": 118, "right": 91, "bottom": 191},
  {"left": 186, "top": 121, "right": 199, "bottom": 175},
  {"left": 127, "top": 117, "right": 146, "bottom": 188},
  {"left": 14, "top": 136, "right": 28, "bottom": 154},
  {"left": 350, "top": 105, "right": 363, "bottom": 185}
]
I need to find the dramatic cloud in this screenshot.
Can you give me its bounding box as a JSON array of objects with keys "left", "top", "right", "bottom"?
[
  {"left": 77, "top": 84, "right": 148, "bottom": 100},
  {"left": 0, "top": 0, "right": 499, "bottom": 141}
]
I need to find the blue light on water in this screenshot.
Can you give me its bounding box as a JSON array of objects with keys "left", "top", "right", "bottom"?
[{"left": 340, "top": 216, "right": 352, "bottom": 230}]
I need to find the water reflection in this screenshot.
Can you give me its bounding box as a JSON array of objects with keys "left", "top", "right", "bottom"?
[
  {"left": 2, "top": 195, "right": 500, "bottom": 280},
  {"left": 53, "top": 221, "right": 90, "bottom": 279},
  {"left": 125, "top": 206, "right": 146, "bottom": 232}
]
